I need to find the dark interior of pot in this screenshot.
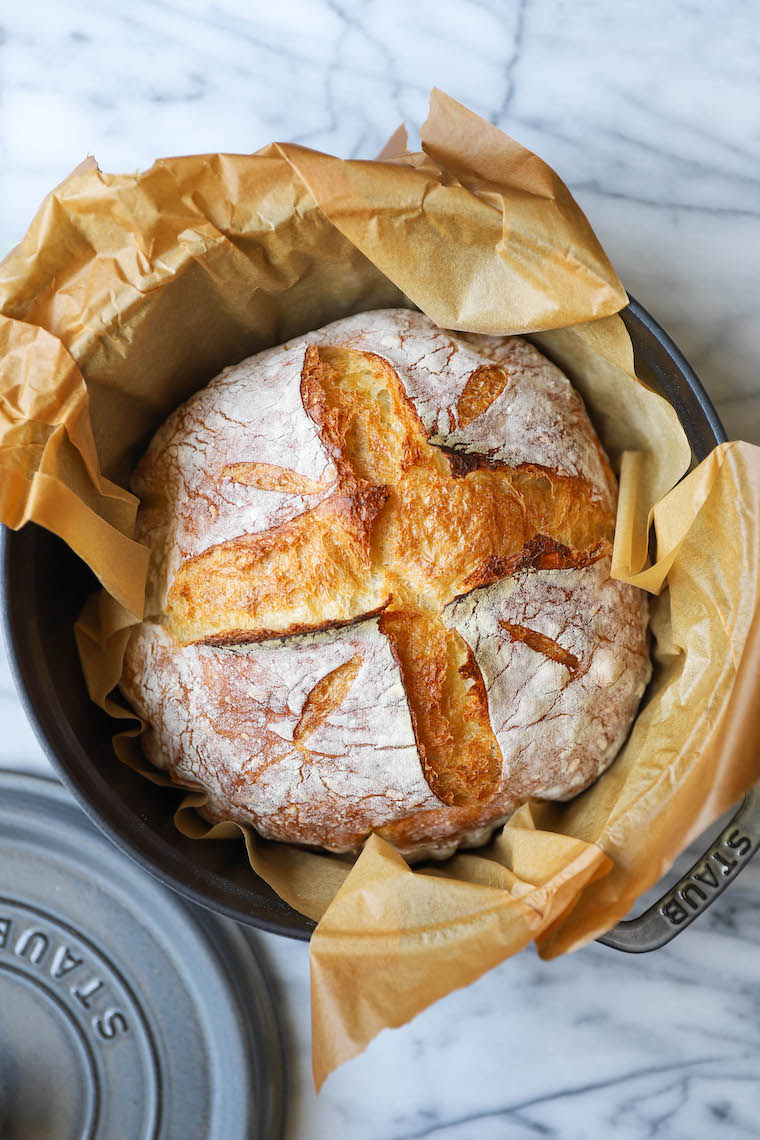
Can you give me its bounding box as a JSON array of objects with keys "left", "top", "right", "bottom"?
[
  {"left": 2, "top": 524, "right": 315, "bottom": 939},
  {"left": 0, "top": 299, "right": 726, "bottom": 940}
]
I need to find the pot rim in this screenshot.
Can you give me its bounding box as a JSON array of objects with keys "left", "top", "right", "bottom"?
[{"left": 0, "top": 297, "right": 727, "bottom": 942}]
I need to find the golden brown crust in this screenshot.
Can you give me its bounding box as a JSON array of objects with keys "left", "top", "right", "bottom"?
[
  {"left": 165, "top": 345, "right": 614, "bottom": 647},
  {"left": 455, "top": 363, "right": 511, "bottom": 429},
  {"left": 499, "top": 621, "right": 580, "bottom": 674},
  {"left": 166, "top": 476, "right": 390, "bottom": 645},
  {"left": 380, "top": 610, "right": 503, "bottom": 808},
  {"left": 292, "top": 656, "right": 362, "bottom": 745},
  {"left": 122, "top": 309, "right": 651, "bottom": 859},
  {"left": 223, "top": 462, "right": 329, "bottom": 496}
]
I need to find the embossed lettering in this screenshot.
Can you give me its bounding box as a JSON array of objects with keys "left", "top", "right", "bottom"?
[
  {"left": 50, "top": 945, "right": 83, "bottom": 981},
  {"left": 681, "top": 884, "right": 707, "bottom": 910},
  {"left": 714, "top": 851, "right": 737, "bottom": 874},
  {"left": 15, "top": 929, "right": 49, "bottom": 964},
  {"left": 0, "top": 917, "right": 10, "bottom": 949},
  {"left": 95, "top": 1009, "right": 129, "bottom": 1040},
  {"left": 694, "top": 864, "right": 719, "bottom": 890},
  {"left": 661, "top": 899, "right": 689, "bottom": 925},
  {"left": 726, "top": 829, "right": 751, "bottom": 857},
  {"left": 72, "top": 978, "right": 104, "bottom": 1009}
]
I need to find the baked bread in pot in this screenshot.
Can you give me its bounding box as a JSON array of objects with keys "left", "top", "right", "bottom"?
[{"left": 121, "top": 309, "right": 651, "bottom": 860}]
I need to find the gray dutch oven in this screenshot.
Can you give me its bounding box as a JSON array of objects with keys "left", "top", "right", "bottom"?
[
  {"left": 0, "top": 771, "right": 286, "bottom": 1140},
  {"left": 3, "top": 298, "right": 759, "bottom": 953}
]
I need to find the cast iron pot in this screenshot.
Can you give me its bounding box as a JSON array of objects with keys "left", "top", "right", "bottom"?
[{"left": 3, "top": 299, "right": 759, "bottom": 949}]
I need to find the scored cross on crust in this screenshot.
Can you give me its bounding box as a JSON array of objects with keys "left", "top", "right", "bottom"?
[
  {"left": 164, "top": 341, "right": 616, "bottom": 810},
  {"left": 124, "top": 312, "right": 650, "bottom": 857}
]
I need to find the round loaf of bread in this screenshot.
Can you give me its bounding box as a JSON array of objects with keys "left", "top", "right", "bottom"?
[{"left": 121, "top": 309, "right": 651, "bottom": 860}]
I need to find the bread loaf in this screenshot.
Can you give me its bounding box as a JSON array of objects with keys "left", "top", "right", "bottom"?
[{"left": 121, "top": 309, "right": 651, "bottom": 859}]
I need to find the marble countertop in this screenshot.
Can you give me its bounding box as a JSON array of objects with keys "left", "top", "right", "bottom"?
[{"left": 2, "top": 2, "right": 759, "bottom": 1137}]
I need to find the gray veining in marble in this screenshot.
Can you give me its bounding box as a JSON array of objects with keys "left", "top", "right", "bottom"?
[{"left": 1, "top": 2, "right": 759, "bottom": 1137}]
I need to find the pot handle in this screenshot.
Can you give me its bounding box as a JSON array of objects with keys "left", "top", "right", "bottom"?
[{"left": 598, "top": 784, "right": 760, "bottom": 953}]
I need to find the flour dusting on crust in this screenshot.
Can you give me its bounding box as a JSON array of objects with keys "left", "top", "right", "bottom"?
[{"left": 123, "top": 308, "right": 651, "bottom": 859}]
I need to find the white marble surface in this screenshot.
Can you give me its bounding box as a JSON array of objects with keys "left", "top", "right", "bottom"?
[{"left": 2, "top": 2, "right": 760, "bottom": 1137}]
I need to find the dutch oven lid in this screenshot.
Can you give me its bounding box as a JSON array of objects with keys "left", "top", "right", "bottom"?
[{"left": 0, "top": 770, "right": 285, "bottom": 1140}]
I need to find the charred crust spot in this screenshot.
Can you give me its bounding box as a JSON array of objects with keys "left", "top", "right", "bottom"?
[
  {"left": 518, "top": 534, "right": 611, "bottom": 572},
  {"left": 439, "top": 446, "right": 489, "bottom": 479},
  {"left": 189, "top": 602, "right": 392, "bottom": 648},
  {"left": 464, "top": 536, "right": 613, "bottom": 590}
]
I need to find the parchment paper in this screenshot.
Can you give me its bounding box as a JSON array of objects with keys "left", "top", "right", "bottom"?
[{"left": 1, "top": 90, "right": 758, "bottom": 1090}]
